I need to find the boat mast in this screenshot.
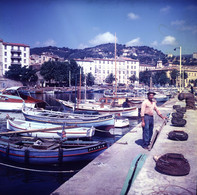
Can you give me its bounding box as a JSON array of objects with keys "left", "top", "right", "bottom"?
[
  {"left": 79, "top": 68, "right": 81, "bottom": 105},
  {"left": 115, "top": 33, "right": 117, "bottom": 96}
]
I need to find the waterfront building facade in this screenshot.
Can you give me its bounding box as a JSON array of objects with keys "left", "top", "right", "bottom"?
[
  {"left": 0, "top": 39, "right": 30, "bottom": 76},
  {"left": 75, "top": 57, "right": 140, "bottom": 85}
]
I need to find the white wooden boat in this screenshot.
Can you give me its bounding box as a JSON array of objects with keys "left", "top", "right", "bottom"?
[
  {"left": 0, "top": 94, "right": 35, "bottom": 111},
  {"left": 2, "top": 86, "right": 46, "bottom": 108},
  {"left": 114, "top": 118, "right": 129, "bottom": 128},
  {"left": 6, "top": 119, "right": 95, "bottom": 139},
  {"left": 57, "top": 99, "right": 137, "bottom": 116},
  {"left": 154, "top": 94, "right": 169, "bottom": 102},
  {"left": 22, "top": 106, "right": 115, "bottom": 131}
]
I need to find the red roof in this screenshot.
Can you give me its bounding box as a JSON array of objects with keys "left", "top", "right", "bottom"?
[{"left": 3, "top": 42, "right": 29, "bottom": 47}]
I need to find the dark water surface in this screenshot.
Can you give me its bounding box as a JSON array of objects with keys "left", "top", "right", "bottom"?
[{"left": 0, "top": 92, "right": 140, "bottom": 195}]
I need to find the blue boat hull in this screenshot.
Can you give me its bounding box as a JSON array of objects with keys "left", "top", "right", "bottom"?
[{"left": 0, "top": 141, "right": 108, "bottom": 165}]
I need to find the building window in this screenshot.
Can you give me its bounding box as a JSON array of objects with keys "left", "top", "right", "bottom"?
[
  {"left": 24, "top": 59, "right": 26, "bottom": 63},
  {"left": 4, "top": 52, "right": 7, "bottom": 56},
  {"left": 24, "top": 53, "right": 26, "bottom": 57},
  {"left": 5, "top": 64, "right": 7, "bottom": 69},
  {"left": 4, "top": 45, "right": 7, "bottom": 50},
  {"left": 5, "top": 58, "right": 7, "bottom": 62},
  {"left": 24, "top": 47, "right": 26, "bottom": 51}
]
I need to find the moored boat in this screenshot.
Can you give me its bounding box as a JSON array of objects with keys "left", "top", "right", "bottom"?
[
  {"left": 6, "top": 119, "right": 95, "bottom": 139},
  {"left": 0, "top": 94, "right": 34, "bottom": 112},
  {"left": 2, "top": 86, "right": 46, "bottom": 108},
  {"left": 57, "top": 98, "right": 137, "bottom": 116},
  {"left": 22, "top": 106, "right": 115, "bottom": 130},
  {"left": 114, "top": 118, "right": 129, "bottom": 128},
  {"left": 0, "top": 136, "right": 108, "bottom": 164}
]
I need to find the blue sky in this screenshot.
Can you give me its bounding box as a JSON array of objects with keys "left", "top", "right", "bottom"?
[{"left": 0, "top": 0, "right": 197, "bottom": 55}]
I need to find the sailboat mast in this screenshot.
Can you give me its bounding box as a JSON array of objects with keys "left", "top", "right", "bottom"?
[
  {"left": 115, "top": 33, "right": 117, "bottom": 95},
  {"left": 79, "top": 68, "right": 81, "bottom": 104}
]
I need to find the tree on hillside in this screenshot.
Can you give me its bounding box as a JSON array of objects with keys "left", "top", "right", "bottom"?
[
  {"left": 170, "top": 69, "right": 179, "bottom": 86},
  {"left": 139, "top": 69, "right": 151, "bottom": 85},
  {"left": 86, "top": 73, "right": 95, "bottom": 86},
  {"left": 181, "top": 71, "right": 188, "bottom": 88},
  {"left": 5, "top": 64, "right": 38, "bottom": 86},
  {"left": 105, "top": 73, "right": 115, "bottom": 84},
  {"left": 129, "top": 74, "right": 138, "bottom": 83},
  {"left": 40, "top": 60, "right": 83, "bottom": 87},
  {"left": 5, "top": 64, "right": 22, "bottom": 81},
  {"left": 153, "top": 70, "right": 170, "bottom": 86}
]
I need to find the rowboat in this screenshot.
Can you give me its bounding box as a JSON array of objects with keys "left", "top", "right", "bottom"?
[
  {"left": 0, "top": 94, "right": 35, "bottom": 111},
  {"left": 114, "top": 118, "right": 130, "bottom": 128},
  {"left": 22, "top": 106, "right": 115, "bottom": 130},
  {"left": 0, "top": 136, "right": 108, "bottom": 164},
  {"left": 6, "top": 119, "right": 95, "bottom": 139},
  {"left": 57, "top": 98, "right": 137, "bottom": 115},
  {"left": 2, "top": 86, "right": 46, "bottom": 109}
]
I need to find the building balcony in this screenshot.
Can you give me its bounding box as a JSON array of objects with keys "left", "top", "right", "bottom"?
[
  {"left": 11, "top": 55, "right": 21, "bottom": 60},
  {"left": 11, "top": 49, "right": 21, "bottom": 54}
]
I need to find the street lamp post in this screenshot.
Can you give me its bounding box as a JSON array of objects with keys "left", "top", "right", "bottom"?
[{"left": 174, "top": 46, "right": 182, "bottom": 92}]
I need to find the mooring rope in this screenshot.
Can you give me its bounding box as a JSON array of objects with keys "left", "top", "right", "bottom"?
[{"left": 0, "top": 162, "right": 78, "bottom": 173}]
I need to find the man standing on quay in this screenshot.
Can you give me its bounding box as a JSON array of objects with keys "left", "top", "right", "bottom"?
[{"left": 141, "top": 92, "right": 166, "bottom": 149}]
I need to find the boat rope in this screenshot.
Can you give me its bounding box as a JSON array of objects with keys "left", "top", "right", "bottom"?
[
  {"left": 0, "top": 162, "right": 78, "bottom": 173},
  {"left": 95, "top": 128, "right": 110, "bottom": 133}
]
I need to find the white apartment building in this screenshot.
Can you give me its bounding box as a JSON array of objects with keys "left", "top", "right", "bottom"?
[
  {"left": 75, "top": 57, "right": 139, "bottom": 85},
  {"left": 0, "top": 39, "right": 30, "bottom": 76}
]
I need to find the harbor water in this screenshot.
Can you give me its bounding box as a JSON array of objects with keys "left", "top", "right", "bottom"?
[{"left": 0, "top": 92, "right": 141, "bottom": 195}]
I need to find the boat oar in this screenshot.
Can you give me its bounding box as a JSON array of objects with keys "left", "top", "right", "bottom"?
[{"left": 0, "top": 125, "right": 77, "bottom": 135}]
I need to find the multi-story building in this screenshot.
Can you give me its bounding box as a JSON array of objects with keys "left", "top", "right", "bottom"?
[
  {"left": 75, "top": 57, "right": 140, "bottom": 85},
  {"left": 0, "top": 39, "right": 30, "bottom": 76},
  {"left": 30, "top": 52, "right": 64, "bottom": 65},
  {"left": 139, "top": 63, "right": 156, "bottom": 72},
  {"left": 193, "top": 52, "right": 197, "bottom": 59}
]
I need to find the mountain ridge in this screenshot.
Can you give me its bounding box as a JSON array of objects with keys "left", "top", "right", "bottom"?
[{"left": 31, "top": 43, "right": 168, "bottom": 65}]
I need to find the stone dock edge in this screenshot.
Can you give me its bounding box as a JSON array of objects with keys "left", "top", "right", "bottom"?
[{"left": 52, "top": 96, "right": 197, "bottom": 195}]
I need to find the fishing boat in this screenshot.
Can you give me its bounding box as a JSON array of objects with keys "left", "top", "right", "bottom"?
[
  {"left": 114, "top": 117, "right": 129, "bottom": 128},
  {"left": 0, "top": 136, "right": 108, "bottom": 164},
  {"left": 0, "top": 94, "right": 33, "bottom": 112},
  {"left": 22, "top": 106, "right": 115, "bottom": 130},
  {"left": 6, "top": 119, "right": 95, "bottom": 139},
  {"left": 154, "top": 94, "right": 169, "bottom": 102},
  {"left": 2, "top": 86, "right": 46, "bottom": 108},
  {"left": 57, "top": 98, "right": 137, "bottom": 116}
]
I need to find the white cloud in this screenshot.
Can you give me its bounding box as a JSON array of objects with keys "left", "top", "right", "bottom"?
[
  {"left": 171, "top": 20, "right": 185, "bottom": 26},
  {"left": 151, "top": 41, "right": 158, "bottom": 47},
  {"left": 128, "top": 12, "right": 139, "bottom": 20},
  {"left": 78, "top": 43, "right": 89, "bottom": 49},
  {"left": 160, "top": 6, "right": 171, "bottom": 13},
  {"left": 161, "top": 36, "right": 177, "bottom": 45},
  {"left": 89, "top": 32, "right": 117, "bottom": 45},
  {"left": 171, "top": 20, "right": 197, "bottom": 34},
  {"left": 34, "top": 41, "right": 41, "bottom": 47},
  {"left": 43, "top": 39, "right": 56, "bottom": 46},
  {"left": 126, "top": 37, "right": 142, "bottom": 46}
]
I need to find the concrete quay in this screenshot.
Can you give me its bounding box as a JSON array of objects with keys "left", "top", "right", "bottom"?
[{"left": 52, "top": 96, "right": 197, "bottom": 195}]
